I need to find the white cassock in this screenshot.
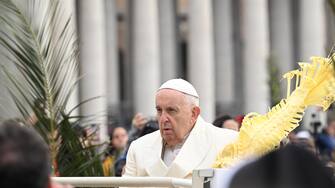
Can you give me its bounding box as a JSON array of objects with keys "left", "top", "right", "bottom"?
[{"left": 123, "top": 116, "right": 238, "bottom": 179}]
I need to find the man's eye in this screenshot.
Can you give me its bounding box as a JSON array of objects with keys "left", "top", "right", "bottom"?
[{"left": 168, "top": 108, "right": 177, "bottom": 113}]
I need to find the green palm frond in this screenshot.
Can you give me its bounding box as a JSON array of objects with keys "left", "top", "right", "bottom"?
[{"left": 0, "top": 0, "right": 104, "bottom": 176}]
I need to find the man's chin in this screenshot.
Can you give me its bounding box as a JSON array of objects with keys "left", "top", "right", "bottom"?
[{"left": 162, "top": 135, "right": 175, "bottom": 143}]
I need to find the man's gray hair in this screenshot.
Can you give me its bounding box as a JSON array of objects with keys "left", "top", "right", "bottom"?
[{"left": 185, "top": 94, "right": 200, "bottom": 107}]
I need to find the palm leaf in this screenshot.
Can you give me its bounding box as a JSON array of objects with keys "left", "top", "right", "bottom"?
[{"left": 0, "top": 0, "right": 104, "bottom": 176}]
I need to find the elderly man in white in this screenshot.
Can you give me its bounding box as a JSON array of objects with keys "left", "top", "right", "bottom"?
[{"left": 123, "top": 78, "right": 237, "bottom": 179}]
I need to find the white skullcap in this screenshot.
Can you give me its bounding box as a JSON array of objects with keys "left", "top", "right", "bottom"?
[{"left": 158, "top": 78, "right": 199, "bottom": 98}]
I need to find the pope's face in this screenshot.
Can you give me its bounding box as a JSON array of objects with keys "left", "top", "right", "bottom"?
[{"left": 155, "top": 89, "right": 199, "bottom": 146}]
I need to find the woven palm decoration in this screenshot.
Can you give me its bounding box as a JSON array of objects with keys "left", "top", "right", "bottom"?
[{"left": 213, "top": 56, "right": 335, "bottom": 168}]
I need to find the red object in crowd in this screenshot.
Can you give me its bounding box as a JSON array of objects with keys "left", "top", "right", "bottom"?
[{"left": 234, "top": 115, "right": 245, "bottom": 129}]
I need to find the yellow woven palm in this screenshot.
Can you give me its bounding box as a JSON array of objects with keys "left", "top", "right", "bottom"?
[{"left": 213, "top": 56, "right": 335, "bottom": 168}]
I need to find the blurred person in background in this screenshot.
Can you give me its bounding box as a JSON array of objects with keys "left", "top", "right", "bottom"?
[
  {"left": 223, "top": 119, "right": 239, "bottom": 131},
  {"left": 290, "top": 130, "right": 317, "bottom": 155},
  {"left": 213, "top": 114, "right": 239, "bottom": 131},
  {"left": 114, "top": 113, "right": 159, "bottom": 176},
  {"left": 103, "top": 126, "right": 129, "bottom": 176},
  {"left": 128, "top": 113, "right": 158, "bottom": 143},
  {"left": 0, "top": 120, "right": 71, "bottom": 188},
  {"left": 129, "top": 113, "right": 148, "bottom": 138},
  {"left": 316, "top": 120, "right": 335, "bottom": 161}
]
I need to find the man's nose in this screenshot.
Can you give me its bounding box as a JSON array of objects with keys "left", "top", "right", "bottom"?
[{"left": 159, "top": 111, "right": 169, "bottom": 123}]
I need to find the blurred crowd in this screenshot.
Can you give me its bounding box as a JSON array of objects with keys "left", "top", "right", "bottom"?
[{"left": 289, "top": 120, "right": 335, "bottom": 172}]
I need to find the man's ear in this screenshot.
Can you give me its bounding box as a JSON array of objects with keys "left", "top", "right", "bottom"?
[{"left": 192, "top": 106, "right": 201, "bottom": 120}]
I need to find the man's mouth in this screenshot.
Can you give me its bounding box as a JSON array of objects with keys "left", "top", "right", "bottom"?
[{"left": 163, "top": 128, "right": 173, "bottom": 134}]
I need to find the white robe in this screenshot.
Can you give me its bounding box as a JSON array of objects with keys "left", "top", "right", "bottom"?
[{"left": 123, "top": 116, "right": 238, "bottom": 179}]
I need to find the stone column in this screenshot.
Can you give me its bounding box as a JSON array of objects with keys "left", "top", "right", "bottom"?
[
  {"left": 77, "top": 0, "right": 108, "bottom": 143},
  {"left": 189, "top": 0, "right": 215, "bottom": 122},
  {"left": 105, "top": 0, "right": 120, "bottom": 115},
  {"left": 241, "top": 0, "right": 270, "bottom": 114},
  {"left": 131, "top": 0, "right": 160, "bottom": 117},
  {"left": 58, "top": 0, "right": 79, "bottom": 116},
  {"left": 269, "top": 0, "right": 295, "bottom": 97},
  {"left": 298, "top": 0, "right": 327, "bottom": 130},
  {"left": 213, "top": 0, "right": 235, "bottom": 114},
  {"left": 299, "top": 0, "right": 326, "bottom": 60},
  {"left": 158, "top": 0, "right": 178, "bottom": 81}
]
